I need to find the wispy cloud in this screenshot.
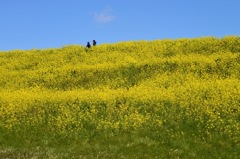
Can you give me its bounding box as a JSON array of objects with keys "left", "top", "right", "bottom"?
[{"left": 94, "top": 8, "right": 116, "bottom": 23}]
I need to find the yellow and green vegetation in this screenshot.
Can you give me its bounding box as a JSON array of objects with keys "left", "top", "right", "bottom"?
[{"left": 0, "top": 36, "right": 240, "bottom": 158}]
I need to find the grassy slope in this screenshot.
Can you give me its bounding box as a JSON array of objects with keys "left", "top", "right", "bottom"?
[{"left": 0, "top": 36, "right": 240, "bottom": 158}]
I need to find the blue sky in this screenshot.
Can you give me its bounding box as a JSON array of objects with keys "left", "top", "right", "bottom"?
[{"left": 1, "top": 0, "right": 240, "bottom": 51}]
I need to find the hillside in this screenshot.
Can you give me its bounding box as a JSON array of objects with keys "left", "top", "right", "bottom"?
[{"left": 0, "top": 36, "right": 240, "bottom": 158}]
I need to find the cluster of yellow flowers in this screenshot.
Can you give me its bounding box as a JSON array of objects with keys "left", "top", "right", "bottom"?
[{"left": 0, "top": 36, "right": 239, "bottom": 143}]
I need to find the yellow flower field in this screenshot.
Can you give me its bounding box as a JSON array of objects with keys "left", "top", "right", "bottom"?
[{"left": 0, "top": 36, "right": 239, "bottom": 158}]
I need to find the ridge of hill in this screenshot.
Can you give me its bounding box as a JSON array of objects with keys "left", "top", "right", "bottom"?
[{"left": 0, "top": 36, "right": 239, "bottom": 90}]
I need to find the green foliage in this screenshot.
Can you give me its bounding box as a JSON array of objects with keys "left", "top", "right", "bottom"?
[{"left": 0, "top": 36, "right": 240, "bottom": 158}]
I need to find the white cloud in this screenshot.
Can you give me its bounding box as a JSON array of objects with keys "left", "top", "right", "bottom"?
[{"left": 94, "top": 8, "right": 116, "bottom": 23}]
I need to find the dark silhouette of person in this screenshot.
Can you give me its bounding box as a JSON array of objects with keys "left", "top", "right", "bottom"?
[
  {"left": 86, "top": 42, "right": 91, "bottom": 48},
  {"left": 93, "top": 40, "right": 97, "bottom": 46}
]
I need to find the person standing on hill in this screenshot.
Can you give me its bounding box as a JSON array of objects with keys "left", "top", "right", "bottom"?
[
  {"left": 86, "top": 42, "right": 91, "bottom": 48},
  {"left": 93, "top": 40, "right": 97, "bottom": 46}
]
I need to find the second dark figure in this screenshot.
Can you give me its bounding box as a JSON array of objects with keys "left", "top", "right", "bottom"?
[{"left": 93, "top": 40, "right": 97, "bottom": 46}]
